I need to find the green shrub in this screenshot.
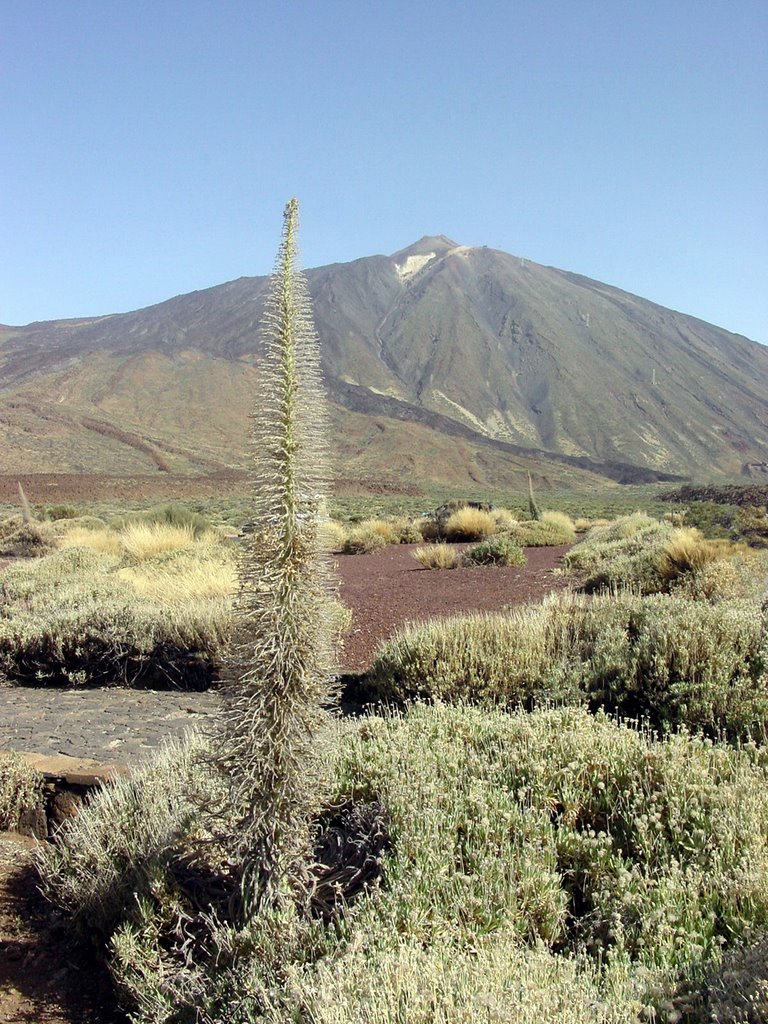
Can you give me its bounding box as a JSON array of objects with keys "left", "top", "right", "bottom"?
[
  {"left": 681, "top": 500, "right": 741, "bottom": 540},
  {"left": 41, "top": 504, "right": 79, "bottom": 521},
  {"left": 506, "top": 520, "right": 576, "bottom": 547},
  {"left": 49, "top": 514, "right": 108, "bottom": 534},
  {"left": 396, "top": 521, "right": 424, "bottom": 544},
  {"left": 564, "top": 515, "right": 672, "bottom": 593},
  {"left": 368, "top": 592, "right": 767, "bottom": 738},
  {"left": 0, "top": 519, "right": 56, "bottom": 557},
  {"left": 38, "top": 733, "right": 213, "bottom": 939},
  {"left": 461, "top": 536, "right": 527, "bottom": 567},
  {"left": 39, "top": 704, "right": 768, "bottom": 1022},
  {"left": 368, "top": 601, "right": 581, "bottom": 707},
  {"left": 738, "top": 505, "right": 768, "bottom": 547},
  {"left": 0, "top": 751, "right": 42, "bottom": 831}
]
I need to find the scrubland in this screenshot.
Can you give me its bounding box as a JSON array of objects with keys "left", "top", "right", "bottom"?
[{"left": 2, "top": 490, "right": 768, "bottom": 1021}]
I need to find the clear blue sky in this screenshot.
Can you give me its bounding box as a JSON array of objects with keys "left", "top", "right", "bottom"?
[{"left": 1, "top": 1, "right": 766, "bottom": 343}]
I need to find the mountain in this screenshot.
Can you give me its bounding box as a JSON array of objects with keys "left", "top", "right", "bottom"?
[{"left": 1, "top": 236, "right": 767, "bottom": 490}]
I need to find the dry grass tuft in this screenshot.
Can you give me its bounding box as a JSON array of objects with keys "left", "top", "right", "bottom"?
[
  {"left": 657, "top": 527, "right": 741, "bottom": 585},
  {"left": 411, "top": 544, "right": 459, "bottom": 569},
  {"left": 59, "top": 526, "right": 124, "bottom": 557},
  {"left": 360, "top": 518, "right": 400, "bottom": 545},
  {"left": 117, "top": 549, "right": 237, "bottom": 604},
  {"left": 443, "top": 507, "right": 497, "bottom": 541},
  {"left": 541, "top": 510, "right": 576, "bottom": 533},
  {"left": 121, "top": 522, "right": 208, "bottom": 560},
  {"left": 319, "top": 520, "right": 348, "bottom": 551}
]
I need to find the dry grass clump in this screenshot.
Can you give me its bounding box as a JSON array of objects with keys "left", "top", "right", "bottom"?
[
  {"left": 411, "top": 543, "right": 459, "bottom": 569},
  {"left": 341, "top": 524, "right": 387, "bottom": 554},
  {"left": 676, "top": 548, "right": 768, "bottom": 603},
  {"left": 118, "top": 547, "right": 237, "bottom": 603},
  {"left": 657, "top": 527, "right": 742, "bottom": 586},
  {"left": 0, "top": 547, "right": 228, "bottom": 688},
  {"left": 573, "top": 516, "right": 609, "bottom": 533},
  {"left": 121, "top": 522, "right": 210, "bottom": 560},
  {"left": 0, "top": 751, "right": 42, "bottom": 831},
  {"left": 461, "top": 536, "right": 526, "bottom": 567},
  {"left": 442, "top": 506, "right": 497, "bottom": 541},
  {"left": 43, "top": 703, "right": 768, "bottom": 1022},
  {"left": 58, "top": 525, "right": 124, "bottom": 557},
  {"left": 358, "top": 517, "right": 400, "bottom": 544},
  {"left": 57, "top": 521, "right": 220, "bottom": 561},
  {"left": 541, "top": 509, "right": 577, "bottom": 533},
  {"left": 318, "top": 519, "right": 348, "bottom": 551}
]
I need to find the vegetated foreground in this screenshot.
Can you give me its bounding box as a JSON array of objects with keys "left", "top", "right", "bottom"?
[{"left": 1, "top": 494, "right": 768, "bottom": 1022}]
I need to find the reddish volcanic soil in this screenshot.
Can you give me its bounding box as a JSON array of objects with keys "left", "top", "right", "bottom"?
[{"left": 336, "top": 543, "right": 572, "bottom": 674}]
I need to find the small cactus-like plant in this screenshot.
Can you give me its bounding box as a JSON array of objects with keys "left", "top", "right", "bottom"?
[
  {"left": 527, "top": 472, "right": 541, "bottom": 521},
  {"left": 214, "top": 199, "right": 338, "bottom": 915},
  {"left": 17, "top": 482, "right": 33, "bottom": 524}
]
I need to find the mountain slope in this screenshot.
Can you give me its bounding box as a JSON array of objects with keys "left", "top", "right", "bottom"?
[{"left": 1, "top": 237, "right": 766, "bottom": 486}]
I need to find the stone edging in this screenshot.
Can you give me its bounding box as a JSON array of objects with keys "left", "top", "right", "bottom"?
[{"left": 3, "top": 750, "right": 128, "bottom": 840}]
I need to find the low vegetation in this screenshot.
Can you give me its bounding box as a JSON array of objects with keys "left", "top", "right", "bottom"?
[
  {"left": 341, "top": 523, "right": 388, "bottom": 554},
  {"left": 369, "top": 591, "right": 767, "bottom": 739},
  {"left": 442, "top": 505, "right": 498, "bottom": 541},
  {"left": 412, "top": 543, "right": 459, "bottom": 569},
  {"left": 461, "top": 535, "right": 526, "bottom": 567},
  {"left": 0, "top": 515, "right": 56, "bottom": 557},
  {"left": 0, "top": 750, "right": 42, "bottom": 831},
  {"left": 4, "top": 476, "right": 768, "bottom": 1022},
  {"left": 38, "top": 703, "right": 768, "bottom": 1022},
  {"left": 0, "top": 534, "right": 232, "bottom": 687}
]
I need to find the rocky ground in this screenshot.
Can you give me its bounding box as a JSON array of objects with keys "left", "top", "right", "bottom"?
[{"left": 0, "top": 834, "right": 121, "bottom": 1024}]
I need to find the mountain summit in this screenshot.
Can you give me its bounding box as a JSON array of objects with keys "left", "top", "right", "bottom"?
[{"left": 1, "top": 239, "right": 767, "bottom": 487}]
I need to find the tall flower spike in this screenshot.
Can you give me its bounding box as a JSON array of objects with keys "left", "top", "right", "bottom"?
[{"left": 215, "top": 198, "right": 337, "bottom": 915}]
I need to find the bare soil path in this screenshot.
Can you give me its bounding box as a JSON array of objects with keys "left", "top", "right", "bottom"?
[
  {"left": 0, "top": 834, "right": 122, "bottom": 1024},
  {"left": 337, "top": 542, "right": 572, "bottom": 673}
]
